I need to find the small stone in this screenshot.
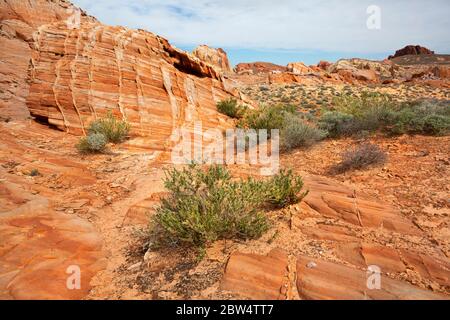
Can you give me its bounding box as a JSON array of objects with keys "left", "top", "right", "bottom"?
[
  {"left": 127, "top": 262, "right": 142, "bottom": 271},
  {"left": 306, "top": 261, "right": 317, "bottom": 269}
]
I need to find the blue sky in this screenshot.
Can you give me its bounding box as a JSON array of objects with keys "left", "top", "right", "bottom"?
[{"left": 72, "top": 0, "right": 450, "bottom": 66}]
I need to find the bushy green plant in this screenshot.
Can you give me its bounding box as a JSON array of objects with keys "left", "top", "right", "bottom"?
[
  {"left": 77, "top": 133, "right": 107, "bottom": 154},
  {"left": 281, "top": 115, "right": 326, "bottom": 150},
  {"left": 265, "top": 169, "right": 308, "bottom": 208},
  {"left": 154, "top": 165, "right": 269, "bottom": 246},
  {"left": 318, "top": 111, "right": 356, "bottom": 137},
  {"left": 319, "top": 95, "right": 450, "bottom": 137},
  {"left": 154, "top": 165, "right": 308, "bottom": 248},
  {"left": 217, "top": 98, "right": 247, "bottom": 119},
  {"left": 238, "top": 105, "right": 296, "bottom": 135},
  {"left": 88, "top": 111, "right": 130, "bottom": 143},
  {"left": 389, "top": 102, "right": 450, "bottom": 136}
]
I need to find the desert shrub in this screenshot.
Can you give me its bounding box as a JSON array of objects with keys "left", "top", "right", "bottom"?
[
  {"left": 320, "top": 94, "right": 450, "bottom": 137},
  {"left": 332, "top": 143, "right": 387, "bottom": 174},
  {"left": 29, "top": 169, "right": 41, "bottom": 177},
  {"left": 88, "top": 111, "right": 130, "bottom": 143},
  {"left": 77, "top": 133, "right": 108, "bottom": 154},
  {"left": 154, "top": 165, "right": 307, "bottom": 247},
  {"left": 332, "top": 92, "right": 394, "bottom": 117},
  {"left": 318, "top": 111, "right": 356, "bottom": 137},
  {"left": 217, "top": 98, "right": 247, "bottom": 119},
  {"left": 154, "top": 165, "right": 268, "bottom": 247},
  {"left": 281, "top": 115, "right": 326, "bottom": 150},
  {"left": 265, "top": 169, "right": 308, "bottom": 208},
  {"left": 389, "top": 102, "right": 450, "bottom": 136},
  {"left": 238, "top": 104, "right": 296, "bottom": 135}
]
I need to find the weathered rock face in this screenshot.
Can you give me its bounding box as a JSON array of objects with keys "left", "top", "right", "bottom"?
[
  {"left": 220, "top": 249, "right": 289, "bottom": 300},
  {"left": 389, "top": 45, "right": 435, "bottom": 59},
  {"left": 0, "top": 0, "right": 82, "bottom": 119},
  {"left": 329, "top": 59, "right": 381, "bottom": 83},
  {"left": 296, "top": 256, "right": 447, "bottom": 300},
  {"left": 192, "top": 45, "right": 232, "bottom": 73},
  {"left": 220, "top": 173, "right": 450, "bottom": 300},
  {"left": 235, "top": 62, "right": 287, "bottom": 75},
  {"left": 0, "top": 122, "right": 106, "bottom": 299},
  {"left": 1, "top": 0, "right": 237, "bottom": 150}
]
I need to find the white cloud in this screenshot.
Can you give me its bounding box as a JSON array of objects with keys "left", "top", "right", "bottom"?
[{"left": 72, "top": 0, "right": 450, "bottom": 54}]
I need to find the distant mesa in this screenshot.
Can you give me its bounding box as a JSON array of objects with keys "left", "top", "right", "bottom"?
[
  {"left": 234, "top": 62, "right": 287, "bottom": 75},
  {"left": 388, "top": 45, "right": 435, "bottom": 59}
]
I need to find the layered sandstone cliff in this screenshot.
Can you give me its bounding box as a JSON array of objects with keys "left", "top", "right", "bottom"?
[
  {"left": 0, "top": 0, "right": 83, "bottom": 119},
  {"left": 0, "top": 0, "right": 237, "bottom": 150}
]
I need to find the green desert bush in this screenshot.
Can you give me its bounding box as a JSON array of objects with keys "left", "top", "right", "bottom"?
[
  {"left": 265, "top": 169, "right": 308, "bottom": 208},
  {"left": 88, "top": 111, "right": 130, "bottom": 143},
  {"left": 389, "top": 102, "right": 450, "bottom": 136},
  {"left": 331, "top": 143, "right": 387, "bottom": 174},
  {"left": 153, "top": 165, "right": 307, "bottom": 248},
  {"left": 319, "top": 94, "right": 450, "bottom": 137},
  {"left": 238, "top": 104, "right": 296, "bottom": 135},
  {"left": 76, "top": 133, "right": 108, "bottom": 154},
  {"left": 217, "top": 98, "right": 246, "bottom": 119},
  {"left": 318, "top": 111, "right": 357, "bottom": 137},
  {"left": 281, "top": 115, "right": 326, "bottom": 150}
]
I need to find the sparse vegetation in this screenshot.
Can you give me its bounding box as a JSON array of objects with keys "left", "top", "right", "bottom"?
[
  {"left": 281, "top": 115, "right": 326, "bottom": 150},
  {"left": 238, "top": 104, "right": 296, "bottom": 135},
  {"left": 153, "top": 165, "right": 307, "bottom": 248},
  {"left": 88, "top": 111, "right": 130, "bottom": 143},
  {"left": 76, "top": 112, "right": 130, "bottom": 154},
  {"left": 76, "top": 132, "right": 108, "bottom": 154},
  {"left": 29, "top": 169, "right": 41, "bottom": 177},
  {"left": 217, "top": 98, "right": 246, "bottom": 119},
  {"left": 331, "top": 143, "right": 387, "bottom": 174},
  {"left": 265, "top": 169, "right": 308, "bottom": 208},
  {"left": 319, "top": 93, "right": 450, "bottom": 137}
]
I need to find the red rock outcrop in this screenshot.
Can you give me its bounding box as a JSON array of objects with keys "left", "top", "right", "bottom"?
[
  {"left": 0, "top": 122, "right": 105, "bottom": 299},
  {"left": 235, "top": 62, "right": 287, "bottom": 75},
  {"left": 286, "top": 62, "right": 315, "bottom": 75},
  {"left": 0, "top": 0, "right": 85, "bottom": 119},
  {"left": 296, "top": 256, "right": 447, "bottom": 300},
  {"left": 192, "top": 45, "right": 232, "bottom": 73},
  {"left": 220, "top": 249, "right": 289, "bottom": 300},
  {"left": 389, "top": 45, "right": 435, "bottom": 60},
  {"left": 1, "top": 0, "right": 238, "bottom": 149},
  {"left": 317, "top": 60, "right": 332, "bottom": 71}
]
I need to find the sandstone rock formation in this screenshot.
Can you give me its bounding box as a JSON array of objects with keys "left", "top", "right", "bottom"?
[
  {"left": 220, "top": 249, "right": 289, "bottom": 300},
  {"left": 235, "top": 62, "right": 287, "bottom": 75},
  {"left": 389, "top": 45, "right": 435, "bottom": 60},
  {"left": 0, "top": 0, "right": 82, "bottom": 119},
  {"left": 220, "top": 174, "right": 450, "bottom": 300},
  {"left": 296, "top": 256, "right": 447, "bottom": 300},
  {"left": 286, "top": 62, "right": 315, "bottom": 75},
  {"left": 0, "top": 122, "right": 105, "bottom": 299},
  {"left": 317, "top": 60, "right": 332, "bottom": 71},
  {"left": 1, "top": 0, "right": 238, "bottom": 150},
  {"left": 192, "top": 45, "right": 232, "bottom": 73}
]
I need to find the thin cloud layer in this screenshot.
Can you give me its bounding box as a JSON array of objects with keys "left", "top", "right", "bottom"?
[{"left": 72, "top": 0, "right": 450, "bottom": 54}]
